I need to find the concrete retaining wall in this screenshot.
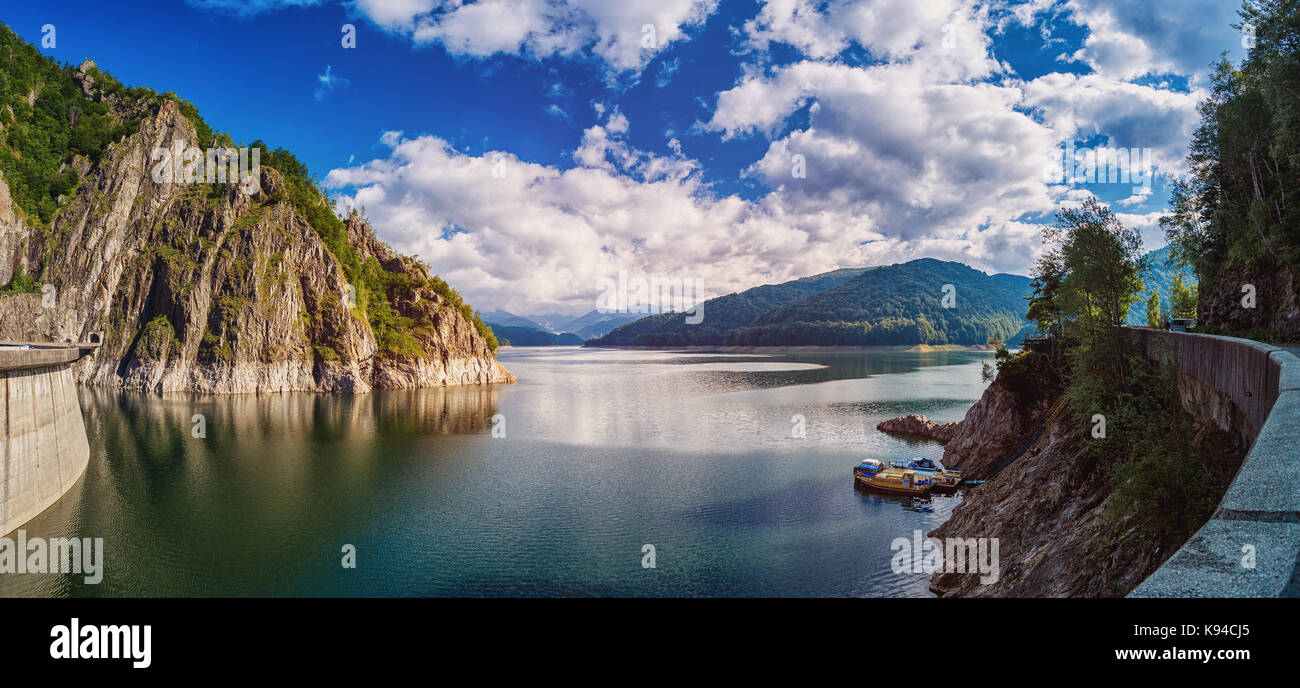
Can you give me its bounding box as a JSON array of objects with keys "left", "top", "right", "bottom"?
[
  {"left": 1128, "top": 329, "right": 1300, "bottom": 597},
  {"left": 0, "top": 362, "right": 90, "bottom": 537}
]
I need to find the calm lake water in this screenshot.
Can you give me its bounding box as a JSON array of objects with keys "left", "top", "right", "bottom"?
[{"left": 1, "top": 347, "right": 991, "bottom": 597}]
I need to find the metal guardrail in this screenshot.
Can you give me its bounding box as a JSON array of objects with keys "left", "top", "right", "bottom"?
[{"left": 0, "top": 341, "right": 100, "bottom": 371}]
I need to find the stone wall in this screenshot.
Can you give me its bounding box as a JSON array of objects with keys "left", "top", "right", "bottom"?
[{"left": 1129, "top": 329, "right": 1300, "bottom": 597}]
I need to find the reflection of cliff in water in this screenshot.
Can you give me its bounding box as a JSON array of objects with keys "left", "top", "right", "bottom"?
[
  {"left": 72, "top": 386, "right": 504, "bottom": 525},
  {"left": 0, "top": 387, "right": 506, "bottom": 596},
  {"left": 79, "top": 386, "right": 502, "bottom": 444}
]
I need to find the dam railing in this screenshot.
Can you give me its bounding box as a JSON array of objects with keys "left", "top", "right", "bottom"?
[{"left": 1128, "top": 328, "right": 1300, "bottom": 597}]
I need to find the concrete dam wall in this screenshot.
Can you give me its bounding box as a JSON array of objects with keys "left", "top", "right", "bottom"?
[
  {"left": 1128, "top": 329, "right": 1300, "bottom": 597},
  {"left": 1, "top": 345, "right": 94, "bottom": 537}
]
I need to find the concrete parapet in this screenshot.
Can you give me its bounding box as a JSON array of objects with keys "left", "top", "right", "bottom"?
[{"left": 1129, "top": 329, "right": 1300, "bottom": 597}]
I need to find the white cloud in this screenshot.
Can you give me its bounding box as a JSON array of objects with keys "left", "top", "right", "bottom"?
[
  {"left": 545, "top": 104, "right": 570, "bottom": 120},
  {"left": 355, "top": 0, "right": 437, "bottom": 31},
  {"left": 190, "top": 0, "right": 718, "bottom": 76},
  {"left": 406, "top": 0, "right": 718, "bottom": 75},
  {"left": 704, "top": 60, "right": 1060, "bottom": 250},
  {"left": 1009, "top": 0, "right": 1243, "bottom": 81},
  {"left": 324, "top": 113, "right": 1060, "bottom": 314},
  {"left": 324, "top": 129, "right": 872, "bottom": 313},
  {"left": 1020, "top": 71, "right": 1201, "bottom": 174},
  {"left": 743, "top": 0, "right": 1000, "bottom": 82},
  {"left": 314, "top": 64, "right": 350, "bottom": 101}
]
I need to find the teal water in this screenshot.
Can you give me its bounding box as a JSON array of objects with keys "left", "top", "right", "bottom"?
[{"left": 0, "top": 348, "right": 991, "bottom": 597}]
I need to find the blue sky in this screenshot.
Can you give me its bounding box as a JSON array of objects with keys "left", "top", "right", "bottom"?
[{"left": 1, "top": 0, "right": 1247, "bottom": 315}]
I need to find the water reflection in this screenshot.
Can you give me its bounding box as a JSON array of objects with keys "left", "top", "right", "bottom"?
[{"left": 2, "top": 348, "right": 989, "bottom": 597}]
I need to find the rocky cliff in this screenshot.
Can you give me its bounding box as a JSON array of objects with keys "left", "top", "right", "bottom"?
[
  {"left": 941, "top": 352, "right": 1061, "bottom": 477},
  {"left": 876, "top": 414, "right": 960, "bottom": 444},
  {"left": 0, "top": 54, "right": 513, "bottom": 393},
  {"left": 929, "top": 352, "right": 1244, "bottom": 597},
  {"left": 1197, "top": 260, "right": 1300, "bottom": 339}
]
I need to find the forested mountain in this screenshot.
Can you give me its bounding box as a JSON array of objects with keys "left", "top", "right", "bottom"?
[
  {"left": 1126, "top": 245, "right": 1196, "bottom": 325},
  {"left": 730, "top": 259, "right": 1031, "bottom": 346},
  {"left": 588, "top": 260, "right": 1034, "bottom": 347},
  {"left": 587, "top": 267, "right": 871, "bottom": 346}
]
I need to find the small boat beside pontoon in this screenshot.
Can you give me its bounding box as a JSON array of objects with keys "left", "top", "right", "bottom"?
[
  {"left": 853, "top": 457, "right": 966, "bottom": 495},
  {"left": 897, "top": 457, "right": 965, "bottom": 490},
  {"left": 853, "top": 459, "right": 934, "bottom": 495}
]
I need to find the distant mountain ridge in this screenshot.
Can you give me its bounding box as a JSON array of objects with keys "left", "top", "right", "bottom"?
[
  {"left": 588, "top": 261, "right": 1034, "bottom": 347},
  {"left": 1127, "top": 245, "right": 1195, "bottom": 325},
  {"left": 585, "top": 267, "right": 873, "bottom": 346},
  {"left": 488, "top": 324, "right": 584, "bottom": 346},
  {"left": 483, "top": 308, "right": 644, "bottom": 343}
]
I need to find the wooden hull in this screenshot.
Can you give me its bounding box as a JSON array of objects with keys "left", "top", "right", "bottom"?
[
  {"left": 930, "top": 472, "right": 965, "bottom": 491},
  {"left": 854, "top": 473, "right": 932, "bottom": 495}
]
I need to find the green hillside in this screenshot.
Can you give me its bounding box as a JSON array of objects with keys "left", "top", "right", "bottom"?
[
  {"left": 587, "top": 267, "right": 870, "bottom": 346},
  {"left": 588, "top": 260, "right": 1033, "bottom": 347},
  {"left": 1126, "top": 245, "right": 1195, "bottom": 325},
  {"left": 730, "top": 259, "right": 1030, "bottom": 346}
]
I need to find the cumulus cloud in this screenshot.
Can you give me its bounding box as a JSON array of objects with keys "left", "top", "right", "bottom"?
[
  {"left": 190, "top": 0, "right": 718, "bottom": 76},
  {"left": 324, "top": 127, "right": 882, "bottom": 313},
  {"left": 404, "top": 0, "right": 718, "bottom": 75},
  {"left": 703, "top": 58, "right": 1061, "bottom": 252},
  {"left": 355, "top": 0, "right": 437, "bottom": 31},
  {"left": 1019, "top": 71, "right": 1201, "bottom": 174},
  {"left": 324, "top": 109, "right": 1061, "bottom": 314},
  {"left": 742, "top": 0, "right": 1000, "bottom": 81},
  {"left": 1011, "top": 0, "right": 1243, "bottom": 81}
]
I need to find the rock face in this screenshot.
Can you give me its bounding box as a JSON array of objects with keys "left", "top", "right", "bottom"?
[
  {"left": 0, "top": 169, "right": 28, "bottom": 286},
  {"left": 876, "top": 414, "right": 960, "bottom": 443},
  {"left": 929, "top": 352, "right": 1246, "bottom": 597},
  {"left": 1199, "top": 261, "right": 1300, "bottom": 337},
  {"left": 931, "top": 419, "right": 1153, "bottom": 597},
  {"left": 0, "top": 73, "right": 513, "bottom": 393},
  {"left": 942, "top": 353, "right": 1061, "bottom": 477}
]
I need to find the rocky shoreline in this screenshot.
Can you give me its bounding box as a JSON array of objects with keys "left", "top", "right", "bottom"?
[{"left": 875, "top": 414, "right": 961, "bottom": 443}]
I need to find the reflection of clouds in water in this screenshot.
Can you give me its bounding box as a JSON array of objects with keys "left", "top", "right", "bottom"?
[
  {"left": 500, "top": 348, "right": 776, "bottom": 363},
  {"left": 707, "top": 361, "right": 986, "bottom": 406},
  {"left": 497, "top": 349, "right": 985, "bottom": 452}
]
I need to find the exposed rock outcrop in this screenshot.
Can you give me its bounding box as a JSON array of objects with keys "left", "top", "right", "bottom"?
[
  {"left": 929, "top": 351, "right": 1246, "bottom": 597},
  {"left": 930, "top": 412, "right": 1244, "bottom": 597},
  {"left": 0, "top": 169, "right": 28, "bottom": 286},
  {"left": 942, "top": 352, "right": 1062, "bottom": 477},
  {"left": 1198, "top": 261, "right": 1300, "bottom": 338},
  {"left": 0, "top": 69, "right": 513, "bottom": 393},
  {"left": 876, "top": 414, "right": 960, "bottom": 443}
]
